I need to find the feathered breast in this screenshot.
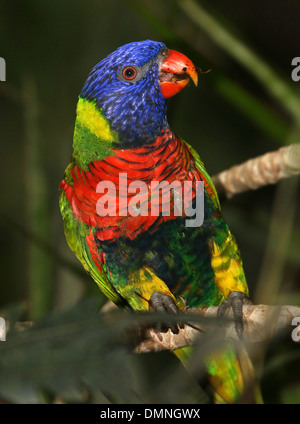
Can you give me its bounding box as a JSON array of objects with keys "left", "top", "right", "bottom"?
[{"left": 60, "top": 129, "right": 214, "bottom": 241}]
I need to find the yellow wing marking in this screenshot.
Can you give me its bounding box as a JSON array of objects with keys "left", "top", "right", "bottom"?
[
  {"left": 118, "top": 267, "right": 185, "bottom": 312},
  {"left": 211, "top": 238, "right": 248, "bottom": 299}
]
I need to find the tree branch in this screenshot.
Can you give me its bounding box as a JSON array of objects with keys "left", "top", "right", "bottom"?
[
  {"left": 7, "top": 303, "right": 300, "bottom": 355},
  {"left": 212, "top": 144, "right": 300, "bottom": 200},
  {"left": 134, "top": 304, "right": 300, "bottom": 353}
]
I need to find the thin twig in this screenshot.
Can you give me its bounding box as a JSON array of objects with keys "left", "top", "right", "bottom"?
[
  {"left": 178, "top": 0, "right": 300, "bottom": 125},
  {"left": 23, "top": 76, "right": 54, "bottom": 320},
  {"left": 212, "top": 144, "right": 300, "bottom": 200}
]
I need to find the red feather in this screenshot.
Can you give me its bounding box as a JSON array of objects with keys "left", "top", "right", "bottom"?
[{"left": 60, "top": 130, "right": 211, "bottom": 241}]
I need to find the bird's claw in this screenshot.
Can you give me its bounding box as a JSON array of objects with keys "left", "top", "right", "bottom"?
[
  {"left": 217, "top": 291, "right": 253, "bottom": 340},
  {"left": 149, "top": 292, "right": 184, "bottom": 334}
]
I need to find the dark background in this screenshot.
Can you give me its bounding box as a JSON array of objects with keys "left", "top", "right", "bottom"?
[{"left": 0, "top": 0, "right": 299, "bottom": 403}]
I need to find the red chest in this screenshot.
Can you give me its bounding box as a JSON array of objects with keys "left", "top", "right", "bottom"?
[{"left": 60, "top": 132, "right": 206, "bottom": 241}]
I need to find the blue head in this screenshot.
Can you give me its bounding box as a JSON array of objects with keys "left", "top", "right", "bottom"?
[
  {"left": 80, "top": 40, "right": 198, "bottom": 147},
  {"left": 80, "top": 40, "right": 169, "bottom": 146}
]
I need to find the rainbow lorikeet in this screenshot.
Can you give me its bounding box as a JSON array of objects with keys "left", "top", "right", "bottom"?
[{"left": 59, "top": 40, "right": 258, "bottom": 403}]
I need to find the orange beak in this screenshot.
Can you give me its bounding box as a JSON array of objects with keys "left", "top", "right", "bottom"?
[{"left": 159, "top": 49, "right": 198, "bottom": 99}]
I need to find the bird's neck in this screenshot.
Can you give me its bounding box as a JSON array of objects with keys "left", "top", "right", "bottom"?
[{"left": 72, "top": 97, "right": 170, "bottom": 170}]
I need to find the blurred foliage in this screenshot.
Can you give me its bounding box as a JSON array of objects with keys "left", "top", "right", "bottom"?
[
  {"left": 0, "top": 0, "right": 299, "bottom": 403},
  {"left": 0, "top": 299, "right": 212, "bottom": 404}
]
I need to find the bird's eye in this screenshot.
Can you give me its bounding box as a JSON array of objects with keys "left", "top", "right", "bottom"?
[{"left": 122, "top": 66, "right": 137, "bottom": 80}]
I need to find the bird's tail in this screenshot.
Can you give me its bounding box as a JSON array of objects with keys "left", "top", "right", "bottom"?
[{"left": 174, "top": 343, "right": 263, "bottom": 404}]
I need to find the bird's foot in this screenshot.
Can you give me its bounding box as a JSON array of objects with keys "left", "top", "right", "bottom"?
[
  {"left": 149, "top": 292, "right": 184, "bottom": 334},
  {"left": 218, "top": 291, "right": 253, "bottom": 340}
]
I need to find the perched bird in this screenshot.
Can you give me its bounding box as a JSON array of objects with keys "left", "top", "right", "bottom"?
[{"left": 59, "top": 40, "right": 259, "bottom": 403}]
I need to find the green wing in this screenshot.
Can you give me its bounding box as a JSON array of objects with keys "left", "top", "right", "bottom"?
[
  {"left": 183, "top": 140, "right": 221, "bottom": 211},
  {"left": 59, "top": 191, "right": 122, "bottom": 304},
  {"left": 184, "top": 140, "right": 248, "bottom": 298}
]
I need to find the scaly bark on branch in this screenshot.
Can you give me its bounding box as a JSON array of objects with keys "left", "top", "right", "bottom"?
[
  {"left": 212, "top": 144, "right": 300, "bottom": 200},
  {"left": 134, "top": 304, "right": 300, "bottom": 353}
]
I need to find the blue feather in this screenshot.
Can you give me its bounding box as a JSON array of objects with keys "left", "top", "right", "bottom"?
[{"left": 80, "top": 40, "right": 169, "bottom": 146}]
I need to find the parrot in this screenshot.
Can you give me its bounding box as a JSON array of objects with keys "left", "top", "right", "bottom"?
[{"left": 59, "top": 40, "right": 260, "bottom": 403}]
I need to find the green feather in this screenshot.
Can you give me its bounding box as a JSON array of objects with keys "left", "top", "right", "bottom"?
[
  {"left": 59, "top": 191, "right": 121, "bottom": 304},
  {"left": 184, "top": 140, "right": 221, "bottom": 210}
]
